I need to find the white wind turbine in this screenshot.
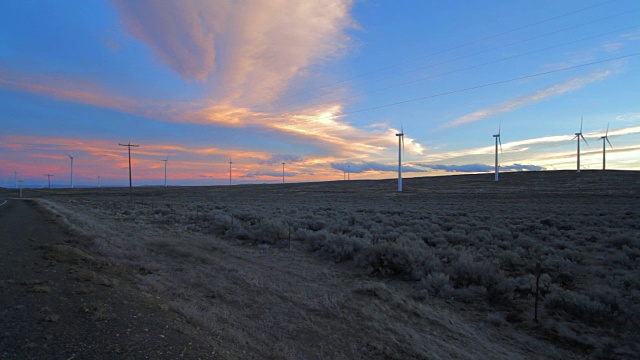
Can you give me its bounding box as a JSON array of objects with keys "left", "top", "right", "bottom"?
[
  {"left": 574, "top": 117, "right": 588, "bottom": 173},
  {"left": 161, "top": 156, "right": 169, "bottom": 186},
  {"left": 600, "top": 123, "right": 613, "bottom": 171},
  {"left": 65, "top": 153, "right": 74, "bottom": 188},
  {"left": 396, "top": 126, "right": 405, "bottom": 192},
  {"left": 228, "top": 156, "right": 232, "bottom": 185},
  {"left": 493, "top": 122, "right": 502, "bottom": 181}
]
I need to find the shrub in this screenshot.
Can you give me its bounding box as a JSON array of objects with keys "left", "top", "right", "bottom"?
[
  {"left": 544, "top": 288, "right": 611, "bottom": 325},
  {"left": 355, "top": 244, "right": 440, "bottom": 279},
  {"left": 607, "top": 235, "right": 640, "bottom": 249},
  {"left": 448, "top": 254, "right": 500, "bottom": 289},
  {"left": 320, "top": 236, "right": 366, "bottom": 263},
  {"left": 417, "top": 272, "right": 453, "bottom": 298}
]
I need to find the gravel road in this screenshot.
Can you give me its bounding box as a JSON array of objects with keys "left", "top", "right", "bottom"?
[{"left": 0, "top": 199, "right": 229, "bottom": 359}]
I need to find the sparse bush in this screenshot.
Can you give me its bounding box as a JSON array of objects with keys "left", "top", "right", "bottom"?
[
  {"left": 608, "top": 235, "right": 639, "bottom": 249},
  {"left": 355, "top": 244, "right": 440, "bottom": 279},
  {"left": 453, "top": 285, "right": 487, "bottom": 304},
  {"left": 417, "top": 272, "right": 453, "bottom": 298},
  {"left": 321, "top": 236, "right": 366, "bottom": 263},
  {"left": 545, "top": 288, "right": 611, "bottom": 325},
  {"left": 448, "top": 254, "right": 500, "bottom": 289},
  {"left": 206, "top": 213, "right": 232, "bottom": 235}
]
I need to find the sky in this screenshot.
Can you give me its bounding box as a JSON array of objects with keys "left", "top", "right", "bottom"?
[{"left": 1, "top": 0, "right": 639, "bottom": 188}]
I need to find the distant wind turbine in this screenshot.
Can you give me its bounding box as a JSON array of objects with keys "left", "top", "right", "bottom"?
[
  {"left": 229, "top": 157, "right": 232, "bottom": 185},
  {"left": 161, "top": 156, "right": 169, "bottom": 186},
  {"left": 396, "top": 125, "right": 405, "bottom": 191},
  {"left": 97, "top": 175, "right": 101, "bottom": 188},
  {"left": 574, "top": 117, "right": 588, "bottom": 173},
  {"left": 65, "top": 153, "right": 74, "bottom": 188},
  {"left": 282, "top": 162, "right": 285, "bottom": 184},
  {"left": 14, "top": 170, "right": 18, "bottom": 189},
  {"left": 600, "top": 123, "right": 613, "bottom": 170},
  {"left": 493, "top": 122, "right": 502, "bottom": 181}
]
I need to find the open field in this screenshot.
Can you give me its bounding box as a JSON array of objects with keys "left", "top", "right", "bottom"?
[{"left": 3, "top": 170, "right": 639, "bottom": 359}]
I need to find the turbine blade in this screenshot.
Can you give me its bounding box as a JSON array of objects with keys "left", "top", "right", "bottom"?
[
  {"left": 580, "top": 116, "right": 583, "bottom": 133},
  {"left": 498, "top": 136, "right": 502, "bottom": 153},
  {"left": 606, "top": 137, "right": 613, "bottom": 149},
  {"left": 605, "top": 122, "right": 609, "bottom": 137},
  {"left": 498, "top": 120, "right": 501, "bottom": 136},
  {"left": 581, "top": 134, "right": 588, "bottom": 146},
  {"left": 402, "top": 135, "right": 405, "bottom": 155}
]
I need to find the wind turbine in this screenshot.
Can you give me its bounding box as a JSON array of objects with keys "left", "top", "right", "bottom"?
[
  {"left": 396, "top": 126, "right": 405, "bottom": 192},
  {"left": 282, "top": 162, "right": 285, "bottom": 184},
  {"left": 228, "top": 157, "right": 232, "bottom": 185},
  {"left": 97, "top": 175, "right": 101, "bottom": 188},
  {"left": 574, "top": 117, "right": 588, "bottom": 173},
  {"left": 161, "top": 156, "right": 169, "bottom": 186},
  {"left": 600, "top": 123, "right": 613, "bottom": 170},
  {"left": 65, "top": 153, "right": 74, "bottom": 188},
  {"left": 14, "top": 170, "right": 18, "bottom": 189},
  {"left": 493, "top": 123, "right": 502, "bottom": 181}
]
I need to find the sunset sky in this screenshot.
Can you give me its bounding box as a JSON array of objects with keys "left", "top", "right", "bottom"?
[{"left": 1, "top": 0, "right": 639, "bottom": 187}]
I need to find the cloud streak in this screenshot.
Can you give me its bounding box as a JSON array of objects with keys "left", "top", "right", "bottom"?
[
  {"left": 113, "top": 0, "right": 355, "bottom": 105},
  {"left": 330, "top": 161, "right": 424, "bottom": 174},
  {"left": 415, "top": 163, "right": 543, "bottom": 173},
  {"left": 443, "top": 70, "right": 614, "bottom": 128}
]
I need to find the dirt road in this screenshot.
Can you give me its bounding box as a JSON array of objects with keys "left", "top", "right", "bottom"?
[{"left": 0, "top": 199, "right": 225, "bottom": 359}]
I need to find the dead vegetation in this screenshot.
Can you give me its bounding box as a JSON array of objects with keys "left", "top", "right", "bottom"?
[{"left": 26, "top": 170, "right": 640, "bottom": 359}]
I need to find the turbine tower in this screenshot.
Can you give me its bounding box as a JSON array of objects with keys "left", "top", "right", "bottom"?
[
  {"left": 396, "top": 126, "right": 405, "bottom": 192},
  {"left": 600, "top": 123, "right": 613, "bottom": 170},
  {"left": 573, "top": 117, "right": 588, "bottom": 173},
  {"left": 14, "top": 170, "right": 18, "bottom": 189},
  {"left": 282, "top": 162, "right": 285, "bottom": 184},
  {"left": 161, "top": 156, "right": 169, "bottom": 186},
  {"left": 228, "top": 157, "right": 232, "bottom": 185},
  {"left": 493, "top": 123, "right": 502, "bottom": 181},
  {"left": 65, "top": 153, "right": 74, "bottom": 188}
]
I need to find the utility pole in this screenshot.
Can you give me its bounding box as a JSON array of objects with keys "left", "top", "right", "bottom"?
[
  {"left": 119, "top": 142, "right": 139, "bottom": 199},
  {"left": 282, "top": 162, "right": 285, "bottom": 184},
  {"left": 229, "top": 159, "right": 232, "bottom": 185},
  {"left": 44, "top": 174, "right": 53, "bottom": 189},
  {"left": 347, "top": 165, "right": 350, "bottom": 181}
]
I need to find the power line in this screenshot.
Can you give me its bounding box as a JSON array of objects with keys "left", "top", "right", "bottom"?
[
  {"left": 335, "top": 52, "right": 640, "bottom": 119},
  {"left": 321, "top": 25, "right": 640, "bottom": 107},
  {"left": 309, "top": 0, "right": 620, "bottom": 91},
  {"left": 289, "top": 11, "right": 639, "bottom": 109}
]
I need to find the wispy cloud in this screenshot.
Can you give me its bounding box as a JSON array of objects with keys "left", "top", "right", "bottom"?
[
  {"left": 423, "top": 125, "right": 640, "bottom": 162},
  {"left": 241, "top": 171, "right": 296, "bottom": 179},
  {"left": 330, "top": 161, "right": 423, "bottom": 174},
  {"left": 258, "top": 154, "right": 303, "bottom": 165},
  {"left": 414, "top": 163, "right": 543, "bottom": 173},
  {"left": 443, "top": 70, "right": 614, "bottom": 128},
  {"left": 112, "top": 0, "right": 355, "bottom": 105}
]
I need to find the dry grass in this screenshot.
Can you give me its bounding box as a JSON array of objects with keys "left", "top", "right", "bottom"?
[{"left": 18, "top": 170, "right": 640, "bottom": 359}]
